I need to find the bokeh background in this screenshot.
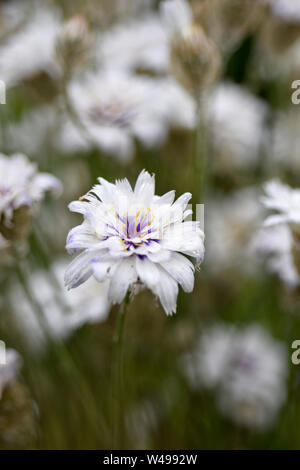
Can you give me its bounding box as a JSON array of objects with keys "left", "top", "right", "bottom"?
[{"left": 0, "top": 0, "right": 300, "bottom": 450}]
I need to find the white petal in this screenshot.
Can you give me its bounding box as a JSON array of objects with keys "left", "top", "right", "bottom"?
[
  {"left": 66, "top": 223, "right": 102, "bottom": 254},
  {"left": 152, "top": 265, "right": 178, "bottom": 315},
  {"left": 96, "top": 177, "right": 118, "bottom": 204},
  {"left": 92, "top": 261, "right": 115, "bottom": 282},
  {"left": 115, "top": 178, "right": 133, "bottom": 197},
  {"left": 147, "top": 250, "right": 171, "bottom": 263},
  {"left": 160, "top": 252, "right": 194, "bottom": 292},
  {"left": 108, "top": 258, "right": 137, "bottom": 304},
  {"left": 153, "top": 190, "right": 175, "bottom": 206},
  {"left": 136, "top": 256, "right": 160, "bottom": 289},
  {"left": 263, "top": 214, "right": 290, "bottom": 227},
  {"left": 69, "top": 200, "right": 92, "bottom": 216},
  {"left": 134, "top": 169, "right": 155, "bottom": 205},
  {"left": 64, "top": 250, "right": 98, "bottom": 289},
  {"left": 162, "top": 222, "right": 205, "bottom": 260},
  {"left": 32, "top": 173, "right": 62, "bottom": 197}
]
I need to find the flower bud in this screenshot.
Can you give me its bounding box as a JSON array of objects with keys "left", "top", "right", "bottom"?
[
  {"left": 170, "top": 23, "right": 221, "bottom": 97},
  {"left": 55, "top": 15, "right": 92, "bottom": 73}
]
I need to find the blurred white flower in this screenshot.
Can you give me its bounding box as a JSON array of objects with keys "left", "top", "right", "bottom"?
[
  {"left": 10, "top": 260, "right": 110, "bottom": 350},
  {"left": 0, "top": 349, "right": 22, "bottom": 399},
  {"left": 61, "top": 69, "right": 195, "bottom": 160},
  {"left": 185, "top": 323, "right": 288, "bottom": 430},
  {"left": 262, "top": 179, "right": 300, "bottom": 226},
  {"left": 209, "top": 82, "right": 268, "bottom": 171},
  {"left": 65, "top": 170, "right": 204, "bottom": 315},
  {"left": 217, "top": 325, "right": 287, "bottom": 430},
  {"left": 270, "top": 109, "right": 300, "bottom": 174},
  {"left": 184, "top": 324, "right": 237, "bottom": 389},
  {"left": 0, "top": 4, "right": 61, "bottom": 87},
  {"left": 252, "top": 224, "right": 299, "bottom": 288},
  {"left": 0, "top": 153, "right": 62, "bottom": 225},
  {"left": 267, "top": 0, "right": 300, "bottom": 22},
  {"left": 206, "top": 188, "right": 263, "bottom": 274},
  {"left": 0, "top": 0, "right": 30, "bottom": 37},
  {"left": 98, "top": 14, "right": 169, "bottom": 74}
]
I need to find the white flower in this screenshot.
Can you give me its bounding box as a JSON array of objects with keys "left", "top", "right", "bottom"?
[
  {"left": 0, "top": 349, "right": 22, "bottom": 398},
  {"left": 0, "top": 0, "right": 30, "bottom": 38},
  {"left": 209, "top": 82, "right": 268, "bottom": 171},
  {"left": 183, "top": 324, "right": 237, "bottom": 389},
  {"left": 9, "top": 259, "right": 110, "bottom": 350},
  {"left": 267, "top": 0, "right": 300, "bottom": 22},
  {"left": 0, "top": 4, "right": 61, "bottom": 87},
  {"left": 217, "top": 325, "right": 287, "bottom": 430},
  {"left": 98, "top": 14, "right": 169, "bottom": 74},
  {"left": 252, "top": 224, "right": 299, "bottom": 288},
  {"left": 0, "top": 153, "right": 62, "bottom": 225},
  {"left": 62, "top": 69, "right": 195, "bottom": 160},
  {"left": 262, "top": 179, "right": 300, "bottom": 226},
  {"left": 270, "top": 109, "right": 300, "bottom": 174},
  {"left": 65, "top": 170, "right": 204, "bottom": 315},
  {"left": 205, "top": 188, "right": 263, "bottom": 274},
  {"left": 185, "top": 323, "right": 288, "bottom": 430}
]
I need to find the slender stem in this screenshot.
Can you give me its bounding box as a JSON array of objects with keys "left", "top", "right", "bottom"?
[
  {"left": 60, "top": 73, "right": 94, "bottom": 145},
  {"left": 192, "top": 93, "right": 208, "bottom": 205},
  {"left": 112, "top": 292, "right": 130, "bottom": 449}
]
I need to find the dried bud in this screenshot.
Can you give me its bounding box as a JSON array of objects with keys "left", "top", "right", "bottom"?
[
  {"left": 55, "top": 15, "right": 92, "bottom": 73},
  {"left": 0, "top": 206, "right": 32, "bottom": 245},
  {"left": 170, "top": 23, "right": 221, "bottom": 97},
  {"left": 0, "top": 381, "right": 38, "bottom": 448}
]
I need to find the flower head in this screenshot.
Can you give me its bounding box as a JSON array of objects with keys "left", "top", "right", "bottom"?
[
  {"left": 209, "top": 82, "right": 268, "bottom": 172},
  {"left": 185, "top": 323, "right": 288, "bottom": 430},
  {"left": 63, "top": 69, "right": 196, "bottom": 160},
  {"left": 98, "top": 14, "right": 169, "bottom": 74},
  {"left": 252, "top": 224, "right": 299, "bottom": 288},
  {"left": 262, "top": 179, "right": 300, "bottom": 227},
  {"left": 55, "top": 14, "right": 92, "bottom": 72},
  {"left": 65, "top": 170, "right": 204, "bottom": 315},
  {"left": 9, "top": 259, "right": 110, "bottom": 350},
  {"left": 0, "top": 5, "right": 60, "bottom": 87},
  {"left": 0, "top": 153, "right": 62, "bottom": 225}
]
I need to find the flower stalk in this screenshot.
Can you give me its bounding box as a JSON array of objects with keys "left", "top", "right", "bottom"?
[{"left": 112, "top": 291, "right": 130, "bottom": 449}]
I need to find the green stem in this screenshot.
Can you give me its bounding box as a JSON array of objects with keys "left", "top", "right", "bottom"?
[
  {"left": 193, "top": 93, "right": 208, "bottom": 204},
  {"left": 61, "top": 73, "right": 94, "bottom": 146},
  {"left": 112, "top": 292, "right": 130, "bottom": 449}
]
